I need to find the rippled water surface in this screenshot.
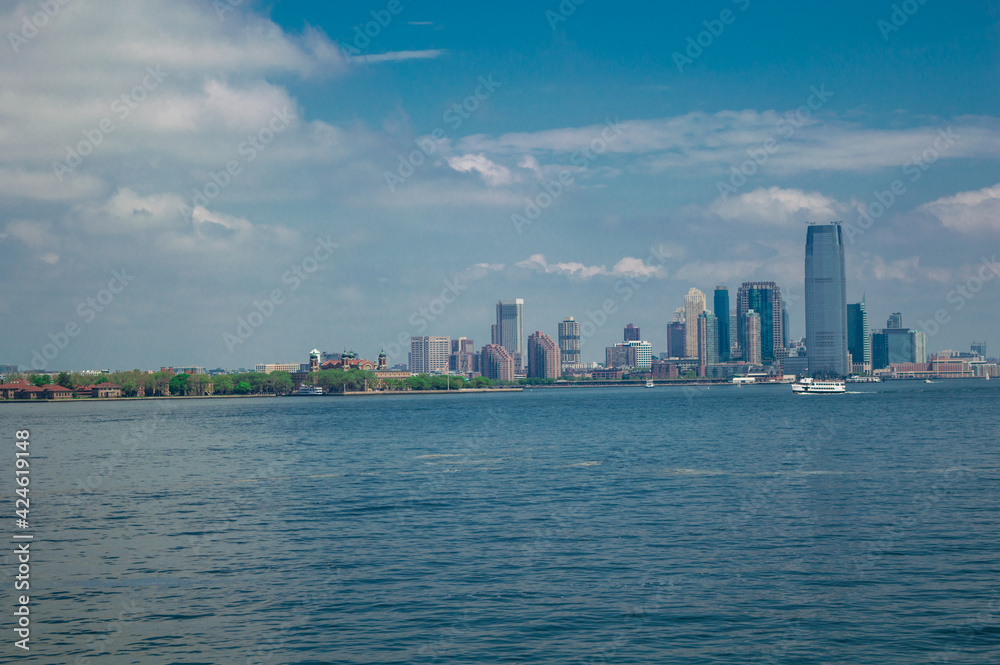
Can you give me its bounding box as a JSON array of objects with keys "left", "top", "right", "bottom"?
[{"left": 3, "top": 380, "right": 1000, "bottom": 663}]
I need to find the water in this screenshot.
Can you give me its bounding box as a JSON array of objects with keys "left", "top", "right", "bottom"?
[{"left": 2, "top": 380, "right": 999, "bottom": 664}]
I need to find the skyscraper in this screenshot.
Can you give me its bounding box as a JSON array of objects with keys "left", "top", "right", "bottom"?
[
  {"left": 713, "top": 287, "right": 729, "bottom": 362},
  {"left": 527, "top": 331, "right": 561, "bottom": 379},
  {"left": 912, "top": 330, "right": 927, "bottom": 364},
  {"left": 409, "top": 336, "right": 451, "bottom": 374},
  {"left": 745, "top": 310, "right": 762, "bottom": 365},
  {"left": 887, "top": 312, "right": 903, "bottom": 329},
  {"left": 449, "top": 337, "right": 475, "bottom": 374},
  {"left": 684, "top": 288, "right": 706, "bottom": 358},
  {"left": 495, "top": 299, "right": 524, "bottom": 367},
  {"left": 558, "top": 317, "right": 581, "bottom": 368},
  {"left": 805, "top": 223, "right": 849, "bottom": 376},
  {"left": 624, "top": 323, "right": 640, "bottom": 342},
  {"left": 847, "top": 297, "right": 871, "bottom": 366},
  {"left": 736, "top": 282, "right": 784, "bottom": 365},
  {"left": 666, "top": 321, "right": 685, "bottom": 358},
  {"left": 697, "top": 311, "right": 719, "bottom": 367},
  {"left": 972, "top": 342, "right": 987, "bottom": 358}
]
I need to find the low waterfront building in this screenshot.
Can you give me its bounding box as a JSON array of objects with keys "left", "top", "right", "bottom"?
[{"left": 42, "top": 385, "right": 73, "bottom": 400}]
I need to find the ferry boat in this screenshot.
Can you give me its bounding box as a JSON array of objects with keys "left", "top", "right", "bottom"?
[
  {"left": 295, "top": 384, "right": 324, "bottom": 396},
  {"left": 846, "top": 375, "right": 881, "bottom": 383},
  {"left": 791, "top": 377, "right": 846, "bottom": 394}
]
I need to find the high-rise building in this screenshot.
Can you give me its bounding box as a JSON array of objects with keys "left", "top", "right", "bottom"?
[
  {"left": 558, "top": 317, "right": 581, "bottom": 368},
  {"left": 449, "top": 337, "right": 476, "bottom": 374},
  {"left": 527, "top": 331, "right": 561, "bottom": 379},
  {"left": 737, "top": 281, "right": 784, "bottom": 365},
  {"left": 912, "top": 330, "right": 927, "bottom": 364},
  {"left": 872, "top": 328, "right": 917, "bottom": 368},
  {"left": 697, "top": 311, "right": 719, "bottom": 367},
  {"left": 847, "top": 297, "right": 871, "bottom": 365},
  {"left": 684, "top": 288, "right": 706, "bottom": 357},
  {"left": 626, "top": 340, "right": 653, "bottom": 369},
  {"left": 730, "top": 310, "right": 738, "bottom": 359},
  {"left": 887, "top": 312, "right": 903, "bottom": 329},
  {"left": 666, "top": 321, "right": 686, "bottom": 358},
  {"left": 713, "top": 287, "right": 729, "bottom": 362},
  {"left": 480, "top": 344, "right": 514, "bottom": 381},
  {"left": 495, "top": 299, "right": 524, "bottom": 359},
  {"left": 624, "top": 323, "right": 640, "bottom": 342},
  {"left": 972, "top": 342, "right": 987, "bottom": 358},
  {"left": 804, "top": 223, "right": 848, "bottom": 376},
  {"left": 745, "top": 310, "right": 762, "bottom": 365},
  {"left": 409, "top": 336, "right": 451, "bottom": 374}
]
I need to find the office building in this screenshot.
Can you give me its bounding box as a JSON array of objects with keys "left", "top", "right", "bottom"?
[
  {"left": 913, "top": 330, "right": 927, "bottom": 364},
  {"left": 737, "top": 281, "right": 785, "bottom": 365},
  {"left": 804, "top": 223, "right": 848, "bottom": 376},
  {"left": 697, "top": 311, "right": 719, "bottom": 367},
  {"left": 714, "top": 287, "right": 730, "bottom": 362},
  {"left": 684, "top": 288, "right": 707, "bottom": 357},
  {"left": 494, "top": 299, "right": 524, "bottom": 359},
  {"left": 624, "top": 324, "right": 640, "bottom": 342},
  {"left": 847, "top": 297, "right": 871, "bottom": 366},
  {"left": 666, "top": 321, "right": 686, "bottom": 358},
  {"left": 449, "top": 338, "right": 476, "bottom": 374},
  {"left": 527, "top": 331, "right": 561, "bottom": 379},
  {"left": 606, "top": 341, "right": 653, "bottom": 369},
  {"left": 480, "top": 344, "right": 515, "bottom": 381},
  {"left": 255, "top": 363, "right": 301, "bottom": 373},
  {"left": 730, "top": 310, "right": 738, "bottom": 359},
  {"left": 409, "top": 336, "right": 451, "bottom": 374},
  {"left": 745, "top": 310, "right": 762, "bottom": 365},
  {"left": 558, "top": 317, "right": 581, "bottom": 367},
  {"left": 872, "top": 328, "right": 915, "bottom": 369},
  {"left": 887, "top": 312, "right": 903, "bottom": 329},
  {"left": 972, "top": 342, "right": 987, "bottom": 358}
]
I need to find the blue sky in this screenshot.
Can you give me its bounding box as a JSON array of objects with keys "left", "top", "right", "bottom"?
[{"left": 2, "top": 0, "right": 999, "bottom": 370}]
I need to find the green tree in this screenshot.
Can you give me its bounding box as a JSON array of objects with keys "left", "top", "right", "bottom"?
[
  {"left": 31, "top": 374, "right": 49, "bottom": 387},
  {"left": 120, "top": 379, "right": 138, "bottom": 397},
  {"left": 270, "top": 371, "right": 294, "bottom": 395},
  {"left": 169, "top": 373, "right": 189, "bottom": 396},
  {"left": 213, "top": 374, "right": 233, "bottom": 395},
  {"left": 55, "top": 371, "right": 74, "bottom": 389},
  {"left": 683, "top": 370, "right": 697, "bottom": 380},
  {"left": 234, "top": 381, "right": 252, "bottom": 395}
]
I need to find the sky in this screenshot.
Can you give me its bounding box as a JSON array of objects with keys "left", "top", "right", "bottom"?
[{"left": 2, "top": 0, "right": 999, "bottom": 371}]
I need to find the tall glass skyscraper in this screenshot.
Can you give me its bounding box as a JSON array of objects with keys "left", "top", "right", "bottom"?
[
  {"left": 805, "top": 223, "right": 848, "bottom": 376},
  {"left": 736, "top": 282, "right": 784, "bottom": 365},
  {"left": 494, "top": 299, "right": 524, "bottom": 360},
  {"left": 847, "top": 296, "right": 871, "bottom": 366},
  {"left": 713, "top": 287, "right": 729, "bottom": 362}
]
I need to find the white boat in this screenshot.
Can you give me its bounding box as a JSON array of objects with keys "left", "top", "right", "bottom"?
[
  {"left": 846, "top": 375, "right": 881, "bottom": 383},
  {"left": 791, "top": 378, "right": 846, "bottom": 394},
  {"left": 645, "top": 380, "right": 655, "bottom": 388},
  {"left": 924, "top": 379, "right": 935, "bottom": 384},
  {"left": 733, "top": 376, "right": 756, "bottom": 385},
  {"left": 296, "top": 384, "right": 324, "bottom": 395}
]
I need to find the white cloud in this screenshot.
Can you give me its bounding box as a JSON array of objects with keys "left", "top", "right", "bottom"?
[
  {"left": 351, "top": 49, "right": 446, "bottom": 64},
  {"left": 446, "top": 154, "right": 513, "bottom": 186},
  {"left": 919, "top": 182, "right": 1000, "bottom": 234},
  {"left": 709, "top": 187, "right": 842, "bottom": 226},
  {"left": 516, "top": 254, "right": 666, "bottom": 280},
  {"left": 865, "top": 256, "right": 952, "bottom": 283}
]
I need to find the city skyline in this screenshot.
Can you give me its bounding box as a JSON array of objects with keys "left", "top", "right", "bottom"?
[{"left": 3, "top": 1, "right": 999, "bottom": 370}]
